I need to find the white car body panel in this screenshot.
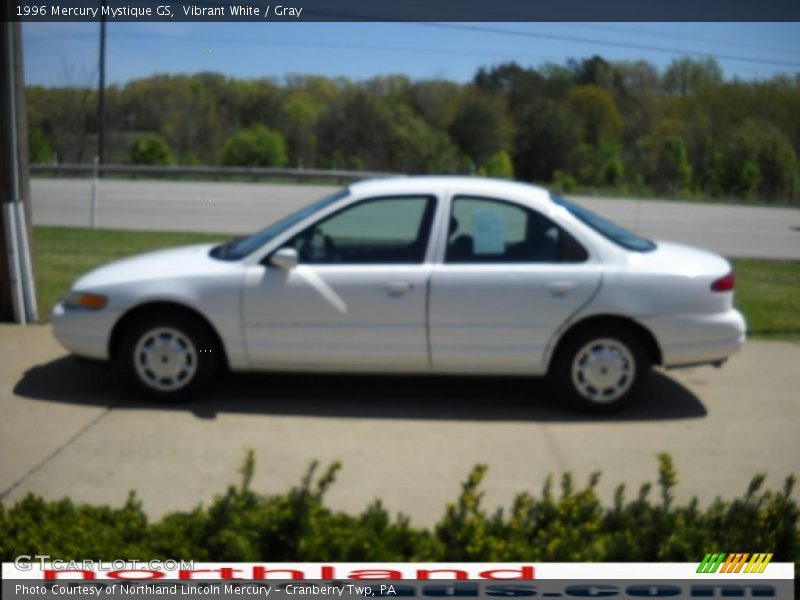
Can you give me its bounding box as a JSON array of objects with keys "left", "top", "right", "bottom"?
[
  {"left": 242, "top": 264, "right": 432, "bottom": 370},
  {"left": 567, "top": 241, "right": 744, "bottom": 367},
  {"left": 51, "top": 176, "right": 746, "bottom": 376},
  {"left": 55, "top": 244, "right": 250, "bottom": 368},
  {"left": 428, "top": 263, "right": 602, "bottom": 374}
]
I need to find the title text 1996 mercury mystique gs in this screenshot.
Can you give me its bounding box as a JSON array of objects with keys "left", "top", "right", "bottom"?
[{"left": 52, "top": 177, "right": 746, "bottom": 412}]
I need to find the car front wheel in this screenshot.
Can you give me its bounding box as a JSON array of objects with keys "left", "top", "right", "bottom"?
[
  {"left": 552, "top": 326, "right": 649, "bottom": 413},
  {"left": 119, "top": 312, "right": 219, "bottom": 401}
]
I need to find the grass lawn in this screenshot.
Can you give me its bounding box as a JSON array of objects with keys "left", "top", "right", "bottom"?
[
  {"left": 33, "top": 226, "right": 224, "bottom": 319},
  {"left": 32, "top": 226, "right": 800, "bottom": 340},
  {"left": 731, "top": 259, "right": 800, "bottom": 340}
]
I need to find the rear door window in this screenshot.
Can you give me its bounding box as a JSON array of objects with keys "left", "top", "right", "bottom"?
[{"left": 446, "top": 196, "right": 588, "bottom": 263}]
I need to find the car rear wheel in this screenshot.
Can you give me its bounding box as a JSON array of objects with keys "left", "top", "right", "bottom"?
[
  {"left": 119, "top": 312, "right": 219, "bottom": 401},
  {"left": 552, "top": 326, "right": 650, "bottom": 413}
]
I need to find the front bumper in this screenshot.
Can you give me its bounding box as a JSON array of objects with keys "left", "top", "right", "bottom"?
[
  {"left": 51, "top": 301, "right": 121, "bottom": 361},
  {"left": 640, "top": 308, "right": 746, "bottom": 368}
]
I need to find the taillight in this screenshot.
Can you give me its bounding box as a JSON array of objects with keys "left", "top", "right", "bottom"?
[{"left": 711, "top": 272, "right": 735, "bottom": 292}]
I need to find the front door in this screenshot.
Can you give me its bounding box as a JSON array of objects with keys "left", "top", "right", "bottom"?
[{"left": 242, "top": 195, "right": 437, "bottom": 371}]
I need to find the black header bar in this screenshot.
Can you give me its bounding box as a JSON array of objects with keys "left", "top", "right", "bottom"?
[{"left": 7, "top": 0, "right": 800, "bottom": 22}]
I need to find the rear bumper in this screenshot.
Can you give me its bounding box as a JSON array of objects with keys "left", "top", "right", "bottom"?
[
  {"left": 640, "top": 308, "right": 746, "bottom": 368},
  {"left": 51, "top": 301, "right": 119, "bottom": 361}
]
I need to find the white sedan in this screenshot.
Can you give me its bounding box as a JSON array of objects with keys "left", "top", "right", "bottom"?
[{"left": 52, "top": 177, "right": 746, "bottom": 412}]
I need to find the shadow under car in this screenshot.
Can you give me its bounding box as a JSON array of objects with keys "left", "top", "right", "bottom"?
[{"left": 13, "top": 355, "right": 708, "bottom": 422}]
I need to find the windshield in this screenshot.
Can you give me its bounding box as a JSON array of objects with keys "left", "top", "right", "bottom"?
[
  {"left": 551, "top": 194, "right": 656, "bottom": 252},
  {"left": 212, "top": 189, "right": 349, "bottom": 260}
]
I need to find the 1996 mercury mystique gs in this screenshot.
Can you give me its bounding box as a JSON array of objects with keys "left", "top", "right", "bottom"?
[{"left": 52, "top": 177, "right": 746, "bottom": 412}]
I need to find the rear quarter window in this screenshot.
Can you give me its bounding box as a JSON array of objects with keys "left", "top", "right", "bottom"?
[{"left": 551, "top": 193, "right": 656, "bottom": 253}]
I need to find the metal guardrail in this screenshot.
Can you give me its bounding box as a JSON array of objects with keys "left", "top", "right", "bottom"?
[{"left": 30, "top": 163, "right": 400, "bottom": 183}]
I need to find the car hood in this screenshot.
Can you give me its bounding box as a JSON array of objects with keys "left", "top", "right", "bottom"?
[
  {"left": 73, "top": 243, "right": 229, "bottom": 290},
  {"left": 628, "top": 241, "right": 731, "bottom": 277}
]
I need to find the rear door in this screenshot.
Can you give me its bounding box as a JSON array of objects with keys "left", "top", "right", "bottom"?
[{"left": 428, "top": 195, "right": 602, "bottom": 374}]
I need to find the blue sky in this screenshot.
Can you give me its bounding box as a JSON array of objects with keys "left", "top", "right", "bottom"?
[{"left": 22, "top": 22, "right": 800, "bottom": 87}]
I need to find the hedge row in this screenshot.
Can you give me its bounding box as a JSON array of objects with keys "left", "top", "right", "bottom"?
[{"left": 1, "top": 453, "right": 797, "bottom": 563}]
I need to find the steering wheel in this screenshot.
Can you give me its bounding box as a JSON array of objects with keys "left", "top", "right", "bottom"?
[
  {"left": 298, "top": 227, "right": 342, "bottom": 263},
  {"left": 321, "top": 233, "right": 342, "bottom": 263}
]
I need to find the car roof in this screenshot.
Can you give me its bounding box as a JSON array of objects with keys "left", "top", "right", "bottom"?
[{"left": 348, "top": 176, "right": 553, "bottom": 205}]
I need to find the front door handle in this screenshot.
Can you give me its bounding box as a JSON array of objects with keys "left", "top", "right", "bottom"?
[
  {"left": 384, "top": 281, "right": 412, "bottom": 297},
  {"left": 547, "top": 281, "right": 576, "bottom": 297}
]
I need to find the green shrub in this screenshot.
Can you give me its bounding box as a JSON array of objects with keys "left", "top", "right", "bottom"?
[
  {"left": 1, "top": 453, "right": 796, "bottom": 563},
  {"left": 480, "top": 151, "right": 515, "bottom": 179},
  {"left": 220, "top": 125, "right": 288, "bottom": 168},
  {"left": 28, "top": 128, "right": 53, "bottom": 164},
  {"left": 181, "top": 152, "right": 201, "bottom": 166},
  {"left": 715, "top": 121, "right": 797, "bottom": 201},
  {"left": 129, "top": 135, "right": 175, "bottom": 166},
  {"left": 553, "top": 170, "right": 576, "bottom": 194}
]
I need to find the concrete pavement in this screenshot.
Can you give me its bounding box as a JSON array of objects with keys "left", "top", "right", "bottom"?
[
  {"left": 31, "top": 178, "right": 800, "bottom": 260},
  {"left": 1, "top": 324, "right": 798, "bottom": 525}
]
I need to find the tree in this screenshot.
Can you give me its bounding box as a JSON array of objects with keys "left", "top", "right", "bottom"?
[
  {"left": 129, "top": 135, "right": 174, "bottom": 165},
  {"left": 474, "top": 62, "right": 545, "bottom": 111},
  {"left": 449, "top": 88, "right": 513, "bottom": 167},
  {"left": 316, "top": 90, "right": 459, "bottom": 173},
  {"left": 661, "top": 136, "right": 692, "bottom": 195},
  {"left": 162, "top": 74, "right": 224, "bottom": 165},
  {"left": 512, "top": 99, "right": 578, "bottom": 182},
  {"left": 25, "top": 99, "right": 53, "bottom": 163},
  {"left": 281, "top": 91, "right": 322, "bottom": 167},
  {"left": 315, "top": 91, "right": 394, "bottom": 170},
  {"left": 715, "top": 121, "right": 796, "bottom": 201},
  {"left": 22, "top": 56, "right": 800, "bottom": 203},
  {"left": 570, "top": 55, "right": 616, "bottom": 89},
  {"left": 574, "top": 140, "right": 624, "bottom": 186},
  {"left": 616, "top": 60, "right": 660, "bottom": 95},
  {"left": 567, "top": 85, "right": 622, "bottom": 148},
  {"left": 663, "top": 57, "right": 722, "bottom": 96},
  {"left": 387, "top": 107, "right": 460, "bottom": 173},
  {"left": 480, "top": 150, "right": 515, "bottom": 179},
  {"left": 566, "top": 85, "right": 624, "bottom": 185},
  {"left": 26, "top": 65, "right": 95, "bottom": 163},
  {"left": 614, "top": 61, "right": 660, "bottom": 150},
  {"left": 220, "top": 125, "right": 288, "bottom": 167},
  {"left": 756, "top": 128, "right": 797, "bottom": 200},
  {"left": 635, "top": 135, "right": 692, "bottom": 196},
  {"left": 28, "top": 128, "right": 52, "bottom": 163},
  {"left": 410, "top": 80, "right": 461, "bottom": 131}
]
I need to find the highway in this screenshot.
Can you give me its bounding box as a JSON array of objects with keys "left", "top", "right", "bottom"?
[{"left": 31, "top": 178, "right": 800, "bottom": 259}]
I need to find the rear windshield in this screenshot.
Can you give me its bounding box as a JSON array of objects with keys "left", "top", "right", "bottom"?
[{"left": 551, "top": 194, "right": 656, "bottom": 252}]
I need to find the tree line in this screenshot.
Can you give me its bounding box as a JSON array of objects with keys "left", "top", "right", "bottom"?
[{"left": 26, "top": 56, "right": 800, "bottom": 202}]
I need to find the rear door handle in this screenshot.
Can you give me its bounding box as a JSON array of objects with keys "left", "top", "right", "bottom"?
[
  {"left": 384, "top": 281, "right": 412, "bottom": 297},
  {"left": 547, "top": 281, "right": 576, "bottom": 297}
]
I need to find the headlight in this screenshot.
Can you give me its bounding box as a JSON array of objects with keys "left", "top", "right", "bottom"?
[{"left": 64, "top": 291, "right": 108, "bottom": 310}]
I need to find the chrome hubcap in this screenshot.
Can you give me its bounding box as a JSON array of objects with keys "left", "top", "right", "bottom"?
[
  {"left": 571, "top": 338, "right": 635, "bottom": 403},
  {"left": 133, "top": 327, "right": 197, "bottom": 392}
]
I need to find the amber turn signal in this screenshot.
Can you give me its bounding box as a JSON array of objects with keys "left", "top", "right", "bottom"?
[{"left": 65, "top": 292, "right": 108, "bottom": 310}]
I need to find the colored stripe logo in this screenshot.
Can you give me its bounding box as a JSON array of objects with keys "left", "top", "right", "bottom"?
[{"left": 697, "top": 553, "right": 773, "bottom": 574}]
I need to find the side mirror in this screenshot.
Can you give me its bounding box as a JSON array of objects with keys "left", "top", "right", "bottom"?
[{"left": 270, "top": 247, "right": 299, "bottom": 271}]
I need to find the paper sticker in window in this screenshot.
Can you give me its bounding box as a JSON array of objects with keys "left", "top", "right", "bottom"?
[{"left": 472, "top": 210, "right": 505, "bottom": 254}]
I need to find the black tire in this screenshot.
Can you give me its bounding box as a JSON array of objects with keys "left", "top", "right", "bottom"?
[
  {"left": 551, "top": 325, "right": 650, "bottom": 414},
  {"left": 117, "top": 310, "right": 220, "bottom": 402}
]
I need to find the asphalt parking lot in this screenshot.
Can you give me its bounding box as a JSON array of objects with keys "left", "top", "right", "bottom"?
[{"left": 1, "top": 324, "right": 798, "bottom": 525}]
